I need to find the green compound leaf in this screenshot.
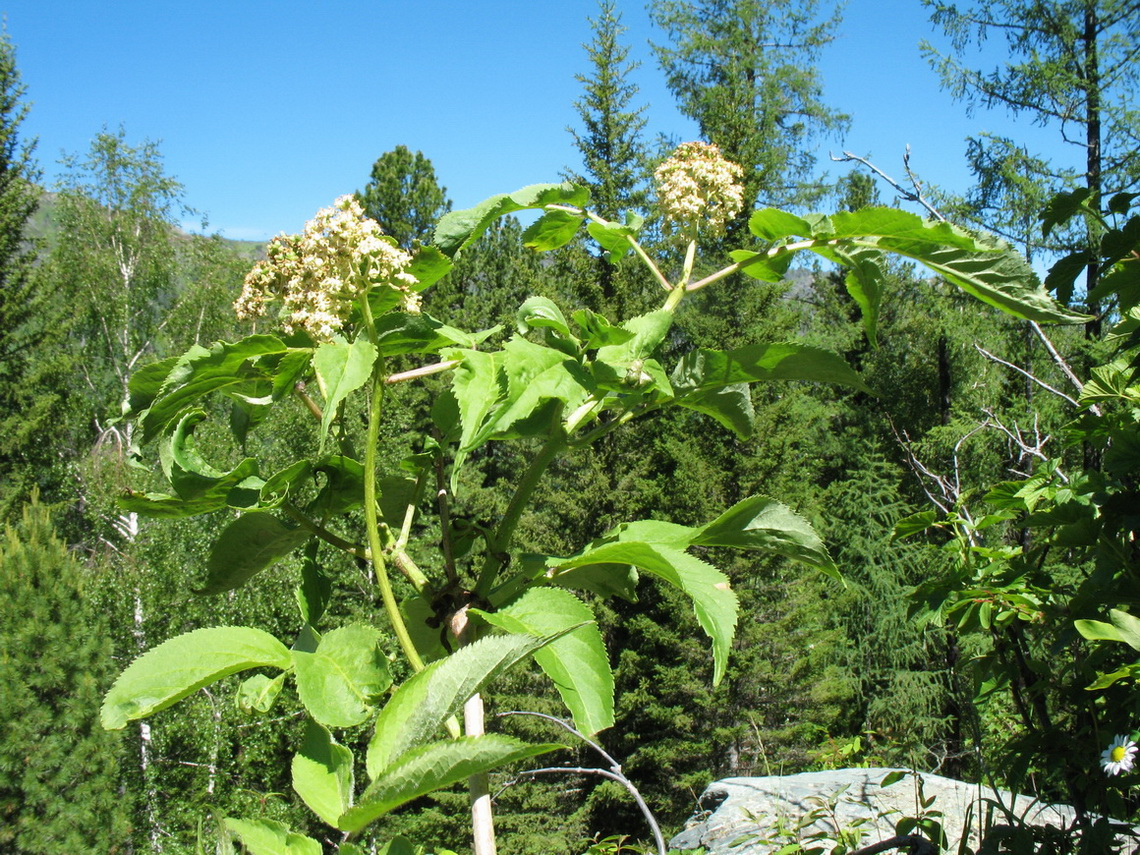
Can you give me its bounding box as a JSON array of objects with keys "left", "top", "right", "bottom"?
[
  {"left": 343, "top": 737, "right": 562, "bottom": 832},
  {"left": 407, "top": 245, "right": 453, "bottom": 290},
  {"left": 292, "top": 720, "right": 354, "bottom": 828},
  {"left": 367, "top": 632, "right": 563, "bottom": 778},
  {"left": 552, "top": 540, "right": 737, "bottom": 686},
  {"left": 691, "top": 495, "right": 839, "bottom": 582},
  {"left": 477, "top": 588, "right": 614, "bottom": 736},
  {"left": 313, "top": 337, "right": 377, "bottom": 445},
  {"left": 516, "top": 296, "right": 574, "bottom": 342},
  {"left": 102, "top": 626, "right": 292, "bottom": 729},
  {"left": 522, "top": 208, "right": 584, "bottom": 251},
  {"left": 373, "top": 311, "right": 482, "bottom": 356},
  {"left": 224, "top": 818, "right": 321, "bottom": 855},
  {"left": 824, "top": 209, "right": 1089, "bottom": 324},
  {"left": 236, "top": 673, "right": 286, "bottom": 714},
  {"left": 435, "top": 183, "right": 590, "bottom": 257},
  {"left": 728, "top": 248, "right": 795, "bottom": 283},
  {"left": 748, "top": 208, "right": 816, "bottom": 241},
  {"left": 831, "top": 244, "right": 888, "bottom": 346},
  {"left": 138, "top": 335, "right": 304, "bottom": 443},
  {"left": 671, "top": 342, "right": 872, "bottom": 401},
  {"left": 586, "top": 211, "right": 644, "bottom": 262},
  {"left": 198, "top": 512, "right": 311, "bottom": 595},
  {"left": 481, "top": 337, "right": 592, "bottom": 440},
  {"left": 292, "top": 624, "right": 392, "bottom": 728}
]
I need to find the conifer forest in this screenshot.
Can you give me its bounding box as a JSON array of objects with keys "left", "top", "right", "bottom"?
[{"left": 3, "top": 2, "right": 1140, "bottom": 854}]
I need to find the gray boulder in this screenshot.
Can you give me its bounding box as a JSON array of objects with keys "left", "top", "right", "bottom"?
[{"left": 668, "top": 768, "right": 1135, "bottom": 854}]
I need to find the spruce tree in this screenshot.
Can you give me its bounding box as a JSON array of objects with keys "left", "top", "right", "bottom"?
[
  {"left": 567, "top": 0, "right": 650, "bottom": 222},
  {"left": 650, "top": 0, "right": 849, "bottom": 221},
  {"left": 0, "top": 499, "right": 130, "bottom": 853},
  {"left": 0, "top": 31, "right": 56, "bottom": 520}
]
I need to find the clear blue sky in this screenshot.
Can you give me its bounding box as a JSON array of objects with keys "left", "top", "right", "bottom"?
[{"left": 5, "top": 0, "right": 1073, "bottom": 241}]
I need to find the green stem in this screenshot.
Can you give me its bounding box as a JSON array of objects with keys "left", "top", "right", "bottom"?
[
  {"left": 664, "top": 238, "right": 697, "bottom": 312},
  {"left": 473, "top": 409, "right": 567, "bottom": 599},
  {"left": 280, "top": 504, "right": 367, "bottom": 558},
  {"left": 363, "top": 375, "right": 424, "bottom": 671},
  {"left": 685, "top": 238, "right": 825, "bottom": 294}
]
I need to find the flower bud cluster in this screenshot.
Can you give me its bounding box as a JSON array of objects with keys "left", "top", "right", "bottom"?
[
  {"left": 654, "top": 141, "right": 744, "bottom": 235},
  {"left": 235, "top": 195, "right": 418, "bottom": 339}
]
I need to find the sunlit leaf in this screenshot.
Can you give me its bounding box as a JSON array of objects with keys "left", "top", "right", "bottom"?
[
  {"left": 102, "top": 627, "right": 292, "bottom": 729},
  {"left": 313, "top": 337, "right": 377, "bottom": 444},
  {"left": 435, "top": 183, "right": 589, "bottom": 257},
  {"left": 292, "top": 720, "right": 354, "bottom": 828},
  {"left": 366, "top": 632, "right": 561, "bottom": 777},
  {"left": 477, "top": 588, "right": 614, "bottom": 735},
  {"left": 224, "top": 818, "right": 321, "bottom": 855},
  {"left": 342, "top": 737, "right": 561, "bottom": 832},
  {"left": 692, "top": 495, "right": 839, "bottom": 581},
  {"left": 292, "top": 624, "right": 391, "bottom": 727}
]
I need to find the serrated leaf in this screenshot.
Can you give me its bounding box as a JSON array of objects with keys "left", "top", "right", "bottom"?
[
  {"left": 295, "top": 541, "right": 331, "bottom": 626},
  {"left": 224, "top": 818, "right": 321, "bottom": 855},
  {"left": 586, "top": 212, "right": 644, "bottom": 262},
  {"left": 551, "top": 541, "right": 737, "bottom": 685},
  {"left": 728, "top": 249, "right": 794, "bottom": 283},
  {"left": 435, "top": 183, "right": 589, "bottom": 257},
  {"left": 374, "top": 311, "right": 481, "bottom": 356},
  {"left": 671, "top": 342, "right": 871, "bottom": 398},
  {"left": 342, "top": 736, "right": 562, "bottom": 832},
  {"left": 292, "top": 720, "right": 354, "bottom": 827},
  {"left": 833, "top": 245, "right": 887, "bottom": 346},
  {"left": 102, "top": 626, "right": 292, "bottom": 729},
  {"left": 309, "top": 455, "right": 366, "bottom": 516},
  {"left": 474, "top": 338, "right": 592, "bottom": 444},
  {"left": 571, "top": 309, "right": 635, "bottom": 349},
  {"left": 198, "top": 513, "right": 310, "bottom": 595},
  {"left": 292, "top": 624, "right": 392, "bottom": 727},
  {"left": 446, "top": 348, "right": 505, "bottom": 490},
  {"left": 691, "top": 495, "right": 839, "bottom": 581},
  {"left": 477, "top": 588, "right": 614, "bottom": 736},
  {"left": 313, "top": 337, "right": 377, "bottom": 444},
  {"left": 1041, "top": 187, "right": 1093, "bottom": 238},
  {"left": 236, "top": 673, "right": 285, "bottom": 714},
  {"left": 138, "top": 336, "right": 302, "bottom": 443},
  {"left": 260, "top": 460, "right": 314, "bottom": 508},
  {"left": 548, "top": 561, "right": 639, "bottom": 600},
  {"left": 367, "top": 632, "right": 562, "bottom": 777},
  {"left": 748, "top": 208, "right": 815, "bottom": 241},
  {"left": 674, "top": 382, "right": 755, "bottom": 439},
  {"left": 407, "top": 245, "right": 452, "bottom": 290},
  {"left": 516, "top": 296, "right": 573, "bottom": 341},
  {"left": 892, "top": 510, "right": 939, "bottom": 541},
  {"left": 522, "top": 209, "right": 584, "bottom": 251}
]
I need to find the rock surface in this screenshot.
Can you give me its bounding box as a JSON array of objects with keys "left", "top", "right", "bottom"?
[{"left": 668, "top": 768, "right": 1134, "bottom": 854}]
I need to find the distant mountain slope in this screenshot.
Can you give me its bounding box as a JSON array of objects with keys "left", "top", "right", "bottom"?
[{"left": 27, "top": 187, "right": 268, "bottom": 261}]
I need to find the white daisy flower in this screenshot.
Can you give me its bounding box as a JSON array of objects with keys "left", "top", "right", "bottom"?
[{"left": 1101, "top": 734, "right": 1138, "bottom": 776}]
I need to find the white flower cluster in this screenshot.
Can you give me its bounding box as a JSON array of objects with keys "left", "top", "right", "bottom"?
[
  {"left": 235, "top": 195, "right": 418, "bottom": 339},
  {"left": 653, "top": 141, "right": 744, "bottom": 236}
]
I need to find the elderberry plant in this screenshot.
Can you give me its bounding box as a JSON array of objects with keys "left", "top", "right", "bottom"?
[{"left": 101, "top": 142, "right": 1083, "bottom": 854}]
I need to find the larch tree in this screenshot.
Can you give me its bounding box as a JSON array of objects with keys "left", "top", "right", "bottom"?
[{"left": 922, "top": 0, "right": 1140, "bottom": 303}]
